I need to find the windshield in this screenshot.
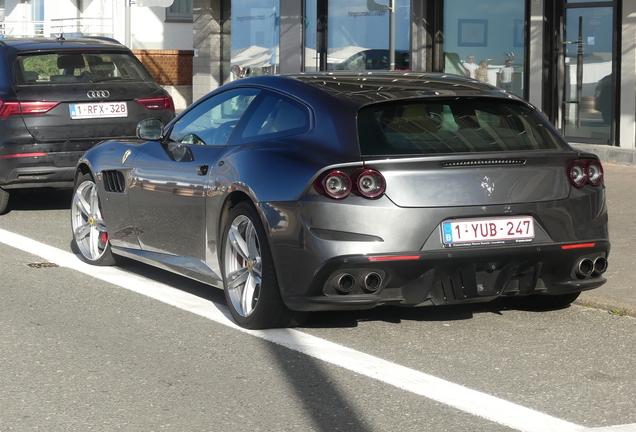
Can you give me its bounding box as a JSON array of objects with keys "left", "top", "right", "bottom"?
[
  {"left": 14, "top": 51, "right": 154, "bottom": 85},
  {"left": 357, "top": 98, "right": 567, "bottom": 156}
]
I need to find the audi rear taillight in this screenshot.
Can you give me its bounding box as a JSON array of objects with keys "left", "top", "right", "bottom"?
[
  {"left": 567, "top": 159, "right": 604, "bottom": 188},
  {"left": 135, "top": 95, "right": 175, "bottom": 112},
  {"left": 0, "top": 152, "right": 47, "bottom": 159},
  {"left": 314, "top": 169, "right": 386, "bottom": 199},
  {"left": 0, "top": 100, "right": 59, "bottom": 119}
]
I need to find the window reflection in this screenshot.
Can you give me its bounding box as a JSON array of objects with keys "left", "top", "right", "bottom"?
[
  {"left": 562, "top": 7, "right": 613, "bottom": 142},
  {"left": 327, "top": 0, "right": 410, "bottom": 71},
  {"left": 231, "top": 0, "right": 280, "bottom": 78},
  {"left": 443, "top": 0, "right": 525, "bottom": 97}
]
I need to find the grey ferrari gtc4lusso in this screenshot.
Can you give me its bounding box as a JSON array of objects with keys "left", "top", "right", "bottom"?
[{"left": 71, "top": 72, "right": 609, "bottom": 329}]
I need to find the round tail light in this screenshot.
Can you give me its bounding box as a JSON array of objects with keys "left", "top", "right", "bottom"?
[
  {"left": 586, "top": 161, "right": 604, "bottom": 186},
  {"left": 568, "top": 162, "right": 587, "bottom": 188},
  {"left": 316, "top": 170, "right": 351, "bottom": 199},
  {"left": 567, "top": 159, "right": 604, "bottom": 188},
  {"left": 354, "top": 169, "right": 386, "bottom": 198}
]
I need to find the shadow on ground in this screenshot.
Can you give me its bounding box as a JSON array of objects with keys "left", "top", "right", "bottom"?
[{"left": 5, "top": 188, "right": 73, "bottom": 212}]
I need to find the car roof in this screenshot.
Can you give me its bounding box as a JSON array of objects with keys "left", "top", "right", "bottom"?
[
  {"left": 0, "top": 37, "right": 128, "bottom": 52},
  {"left": 233, "top": 72, "right": 521, "bottom": 108}
]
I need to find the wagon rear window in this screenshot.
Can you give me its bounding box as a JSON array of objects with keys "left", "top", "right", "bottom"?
[
  {"left": 14, "top": 52, "right": 153, "bottom": 85},
  {"left": 357, "top": 98, "right": 567, "bottom": 156}
]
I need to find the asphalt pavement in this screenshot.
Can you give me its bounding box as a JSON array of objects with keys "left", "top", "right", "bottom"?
[{"left": 574, "top": 160, "right": 636, "bottom": 316}]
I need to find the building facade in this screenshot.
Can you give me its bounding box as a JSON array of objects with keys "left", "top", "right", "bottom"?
[
  {"left": 1, "top": 1, "right": 633, "bottom": 151},
  {"left": 0, "top": 0, "right": 195, "bottom": 109},
  {"left": 192, "top": 0, "right": 636, "bottom": 152}
]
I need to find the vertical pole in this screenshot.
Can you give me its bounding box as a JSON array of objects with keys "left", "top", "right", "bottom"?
[
  {"left": 125, "top": 0, "right": 131, "bottom": 48},
  {"left": 389, "top": 0, "right": 395, "bottom": 70},
  {"left": 576, "top": 16, "right": 583, "bottom": 128},
  {"left": 301, "top": 0, "right": 306, "bottom": 72},
  {"left": 317, "top": 0, "right": 327, "bottom": 70}
]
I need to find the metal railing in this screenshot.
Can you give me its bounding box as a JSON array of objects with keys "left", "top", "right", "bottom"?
[
  {"left": 0, "top": 21, "right": 45, "bottom": 38},
  {"left": 0, "top": 17, "right": 113, "bottom": 39},
  {"left": 49, "top": 17, "right": 114, "bottom": 38}
]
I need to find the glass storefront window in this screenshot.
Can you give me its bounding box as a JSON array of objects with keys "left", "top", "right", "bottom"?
[
  {"left": 443, "top": 0, "right": 525, "bottom": 97},
  {"left": 327, "top": 0, "right": 411, "bottom": 71},
  {"left": 230, "top": 0, "right": 280, "bottom": 78},
  {"left": 562, "top": 6, "right": 613, "bottom": 142}
]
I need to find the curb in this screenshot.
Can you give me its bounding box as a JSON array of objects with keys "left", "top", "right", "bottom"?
[
  {"left": 571, "top": 143, "right": 636, "bottom": 166},
  {"left": 575, "top": 293, "right": 636, "bottom": 318}
]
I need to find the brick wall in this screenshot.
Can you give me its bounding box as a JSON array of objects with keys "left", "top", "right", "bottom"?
[{"left": 132, "top": 50, "right": 194, "bottom": 86}]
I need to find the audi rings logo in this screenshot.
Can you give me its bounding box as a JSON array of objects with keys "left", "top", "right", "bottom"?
[{"left": 87, "top": 90, "right": 110, "bottom": 99}]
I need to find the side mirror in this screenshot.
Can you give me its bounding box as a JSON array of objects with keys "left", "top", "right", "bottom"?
[{"left": 136, "top": 118, "right": 164, "bottom": 141}]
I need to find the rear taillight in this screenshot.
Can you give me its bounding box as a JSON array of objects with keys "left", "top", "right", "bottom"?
[
  {"left": 353, "top": 169, "right": 386, "bottom": 198},
  {"left": 314, "top": 169, "right": 386, "bottom": 199},
  {"left": 0, "top": 100, "right": 59, "bottom": 119},
  {"left": 567, "top": 159, "right": 604, "bottom": 188},
  {"left": 586, "top": 160, "right": 604, "bottom": 186},
  {"left": 134, "top": 95, "right": 175, "bottom": 112},
  {"left": 315, "top": 170, "right": 352, "bottom": 199}
]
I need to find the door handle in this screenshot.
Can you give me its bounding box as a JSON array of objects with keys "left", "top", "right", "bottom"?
[{"left": 196, "top": 164, "right": 209, "bottom": 176}]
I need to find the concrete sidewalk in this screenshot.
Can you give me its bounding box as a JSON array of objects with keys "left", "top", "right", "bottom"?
[{"left": 574, "top": 163, "right": 636, "bottom": 316}]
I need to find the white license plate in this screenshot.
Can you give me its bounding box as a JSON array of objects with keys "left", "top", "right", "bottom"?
[
  {"left": 442, "top": 216, "right": 535, "bottom": 245},
  {"left": 70, "top": 102, "right": 128, "bottom": 119}
]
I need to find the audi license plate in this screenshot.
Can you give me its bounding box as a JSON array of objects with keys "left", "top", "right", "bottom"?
[
  {"left": 442, "top": 216, "right": 534, "bottom": 247},
  {"left": 70, "top": 102, "right": 128, "bottom": 119}
]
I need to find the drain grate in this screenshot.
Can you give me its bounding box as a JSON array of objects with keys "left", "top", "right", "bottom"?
[{"left": 27, "top": 262, "right": 60, "bottom": 269}]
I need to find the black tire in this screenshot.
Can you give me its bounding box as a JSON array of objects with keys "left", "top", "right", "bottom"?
[
  {"left": 221, "top": 201, "right": 307, "bottom": 329},
  {"left": 512, "top": 292, "right": 581, "bottom": 311},
  {"left": 0, "top": 187, "right": 9, "bottom": 215},
  {"left": 70, "top": 173, "right": 116, "bottom": 266}
]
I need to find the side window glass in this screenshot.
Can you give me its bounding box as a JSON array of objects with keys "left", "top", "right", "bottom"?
[
  {"left": 238, "top": 92, "right": 310, "bottom": 141},
  {"left": 340, "top": 52, "right": 365, "bottom": 71},
  {"left": 168, "top": 88, "right": 260, "bottom": 146}
]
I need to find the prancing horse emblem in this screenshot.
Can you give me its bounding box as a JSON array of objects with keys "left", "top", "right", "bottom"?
[
  {"left": 122, "top": 149, "right": 132, "bottom": 164},
  {"left": 481, "top": 175, "right": 495, "bottom": 196}
]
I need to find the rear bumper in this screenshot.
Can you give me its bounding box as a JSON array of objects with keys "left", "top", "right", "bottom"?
[
  {"left": 0, "top": 141, "right": 100, "bottom": 189},
  {"left": 282, "top": 240, "right": 610, "bottom": 312}
]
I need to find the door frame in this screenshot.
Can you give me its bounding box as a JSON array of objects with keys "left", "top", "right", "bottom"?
[{"left": 545, "top": 0, "right": 619, "bottom": 145}]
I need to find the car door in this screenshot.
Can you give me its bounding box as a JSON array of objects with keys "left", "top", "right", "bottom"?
[{"left": 127, "top": 87, "right": 261, "bottom": 261}]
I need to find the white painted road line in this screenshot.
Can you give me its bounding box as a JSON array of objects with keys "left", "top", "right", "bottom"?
[{"left": 1, "top": 228, "right": 635, "bottom": 432}]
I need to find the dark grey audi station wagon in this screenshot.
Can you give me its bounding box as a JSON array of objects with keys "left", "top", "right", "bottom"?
[
  {"left": 0, "top": 37, "right": 175, "bottom": 214},
  {"left": 71, "top": 72, "right": 610, "bottom": 329}
]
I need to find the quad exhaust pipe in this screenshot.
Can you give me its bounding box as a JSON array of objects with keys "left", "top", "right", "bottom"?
[
  {"left": 332, "top": 272, "right": 384, "bottom": 294},
  {"left": 592, "top": 257, "right": 608, "bottom": 275},
  {"left": 332, "top": 274, "right": 355, "bottom": 293},
  {"left": 361, "top": 272, "right": 382, "bottom": 292},
  {"left": 575, "top": 257, "right": 608, "bottom": 278}
]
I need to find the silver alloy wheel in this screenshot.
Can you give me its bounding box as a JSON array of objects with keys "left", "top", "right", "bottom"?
[
  {"left": 71, "top": 179, "right": 109, "bottom": 261},
  {"left": 224, "top": 214, "right": 262, "bottom": 317}
]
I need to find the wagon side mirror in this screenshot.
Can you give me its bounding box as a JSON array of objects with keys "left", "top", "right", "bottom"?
[{"left": 136, "top": 118, "right": 164, "bottom": 141}]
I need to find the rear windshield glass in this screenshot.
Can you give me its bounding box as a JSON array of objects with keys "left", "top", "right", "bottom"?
[
  {"left": 357, "top": 98, "right": 567, "bottom": 156},
  {"left": 14, "top": 52, "right": 153, "bottom": 85}
]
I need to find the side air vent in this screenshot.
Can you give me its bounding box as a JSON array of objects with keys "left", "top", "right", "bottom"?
[
  {"left": 441, "top": 159, "right": 526, "bottom": 168},
  {"left": 102, "top": 170, "right": 126, "bottom": 193}
]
